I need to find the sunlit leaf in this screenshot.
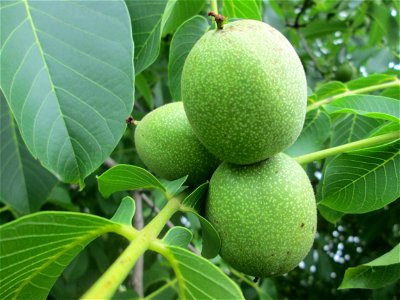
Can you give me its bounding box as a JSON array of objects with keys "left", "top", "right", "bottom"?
[
  {"left": 325, "top": 95, "right": 400, "bottom": 122},
  {"left": 0, "top": 0, "right": 134, "bottom": 185},
  {"left": 222, "top": 0, "right": 262, "bottom": 20},
  {"left": 97, "top": 164, "right": 166, "bottom": 198}
]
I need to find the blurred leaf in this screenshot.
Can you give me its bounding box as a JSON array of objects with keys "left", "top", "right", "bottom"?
[
  {"left": 112, "top": 289, "right": 139, "bottom": 299},
  {"left": 325, "top": 95, "right": 400, "bottom": 122},
  {"left": 180, "top": 182, "right": 221, "bottom": 258},
  {"left": 168, "top": 15, "right": 209, "bottom": 101},
  {"left": 369, "top": 122, "right": 400, "bottom": 137},
  {"left": 143, "top": 260, "right": 171, "bottom": 292},
  {"left": 302, "top": 21, "right": 347, "bottom": 39},
  {"left": 111, "top": 196, "right": 136, "bottom": 225},
  {"left": 62, "top": 250, "right": 89, "bottom": 283},
  {"left": 380, "top": 87, "right": 400, "bottom": 100},
  {"left": 163, "top": 246, "right": 244, "bottom": 299},
  {"left": 285, "top": 109, "right": 331, "bottom": 156},
  {"left": 162, "top": 0, "right": 206, "bottom": 35},
  {"left": 339, "top": 244, "right": 400, "bottom": 289},
  {"left": 144, "top": 279, "right": 178, "bottom": 300},
  {"left": 45, "top": 184, "right": 78, "bottom": 212},
  {"left": 126, "top": 0, "right": 168, "bottom": 74},
  {"left": 97, "top": 165, "right": 166, "bottom": 198},
  {"left": 222, "top": 0, "right": 262, "bottom": 20},
  {"left": 0, "top": 92, "right": 58, "bottom": 215},
  {"left": 1, "top": 1, "right": 134, "bottom": 185},
  {"left": 136, "top": 73, "right": 154, "bottom": 109},
  {"left": 0, "top": 212, "right": 121, "bottom": 299},
  {"left": 163, "top": 226, "right": 193, "bottom": 248},
  {"left": 319, "top": 140, "right": 400, "bottom": 213}
]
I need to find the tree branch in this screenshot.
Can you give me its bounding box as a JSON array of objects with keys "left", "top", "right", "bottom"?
[{"left": 132, "top": 191, "right": 144, "bottom": 297}]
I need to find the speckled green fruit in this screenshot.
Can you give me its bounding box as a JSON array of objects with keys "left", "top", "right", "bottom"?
[
  {"left": 181, "top": 20, "right": 307, "bottom": 165},
  {"left": 334, "top": 63, "right": 355, "bottom": 82},
  {"left": 206, "top": 153, "right": 316, "bottom": 277},
  {"left": 134, "top": 102, "right": 220, "bottom": 186}
]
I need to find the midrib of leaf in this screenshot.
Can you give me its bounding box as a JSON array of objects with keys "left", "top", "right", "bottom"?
[
  {"left": 323, "top": 148, "right": 399, "bottom": 201},
  {"left": 229, "top": 0, "right": 237, "bottom": 17},
  {"left": 11, "top": 224, "right": 118, "bottom": 299},
  {"left": 22, "top": 0, "right": 81, "bottom": 180},
  {"left": 347, "top": 115, "right": 357, "bottom": 143}
]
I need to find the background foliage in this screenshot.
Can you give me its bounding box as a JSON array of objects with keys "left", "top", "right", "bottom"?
[{"left": 0, "top": 0, "right": 399, "bottom": 299}]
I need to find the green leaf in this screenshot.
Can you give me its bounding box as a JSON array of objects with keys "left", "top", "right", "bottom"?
[
  {"left": 0, "top": 91, "right": 58, "bottom": 215},
  {"left": 317, "top": 204, "right": 344, "bottom": 224},
  {"left": 330, "top": 114, "right": 385, "bottom": 147},
  {"left": 339, "top": 244, "right": 400, "bottom": 289},
  {"left": 0, "top": 212, "right": 121, "bottom": 299},
  {"left": 45, "top": 184, "right": 78, "bottom": 212},
  {"left": 285, "top": 109, "right": 331, "bottom": 156},
  {"left": 325, "top": 95, "right": 400, "bottom": 122},
  {"left": 315, "top": 81, "right": 347, "bottom": 100},
  {"left": 163, "top": 245, "right": 244, "bottom": 299},
  {"left": 111, "top": 196, "right": 136, "bottom": 225},
  {"left": 319, "top": 140, "right": 400, "bottom": 213},
  {"left": 97, "top": 164, "right": 166, "bottom": 198},
  {"left": 135, "top": 73, "right": 154, "bottom": 110},
  {"left": 163, "top": 226, "right": 193, "bottom": 248},
  {"left": 302, "top": 20, "right": 347, "bottom": 39},
  {"left": 126, "top": 0, "right": 168, "bottom": 75},
  {"left": 162, "top": 0, "right": 206, "bottom": 36},
  {"left": 346, "top": 74, "right": 398, "bottom": 90},
  {"left": 162, "top": 175, "right": 188, "bottom": 197},
  {"left": 0, "top": 0, "right": 134, "bottom": 185},
  {"left": 222, "top": 0, "right": 262, "bottom": 20},
  {"left": 180, "top": 183, "right": 221, "bottom": 258},
  {"left": 168, "top": 15, "right": 209, "bottom": 101}
]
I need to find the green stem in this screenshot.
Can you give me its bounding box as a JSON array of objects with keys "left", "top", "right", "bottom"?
[
  {"left": 295, "top": 131, "right": 400, "bottom": 165},
  {"left": 81, "top": 198, "right": 181, "bottom": 299},
  {"left": 210, "top": 0, "right": 218, "bottom": 14},
  {"left": 306, "top": 79, "right": 400, "bottom": 112},
  {"left": 0, "top": 205, "right": 10, "bottom": 214}
]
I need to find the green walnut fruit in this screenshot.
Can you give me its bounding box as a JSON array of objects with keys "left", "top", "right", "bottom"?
[
  {"left": 182, "top": 19, "right": 307, "bottom": 165},
  {"left": 334, "top": 63, "right": 355, "bottom": 82},
  {"left": 134, "top": 102, "right": 220, "bottom": 186},
  {"left": 206, "top": 153, "right": 316, "bottom": 277}
]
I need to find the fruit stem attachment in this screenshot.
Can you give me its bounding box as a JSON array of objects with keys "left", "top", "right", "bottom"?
[
  {"left": 208, "top": 11, "right": 225, "bottom": 30},
  {"left": 81, "top": 197, "right": 181, "bottom": 299},
  {"left": 294, "top": 131, "right": 400, "bottom": 165}
]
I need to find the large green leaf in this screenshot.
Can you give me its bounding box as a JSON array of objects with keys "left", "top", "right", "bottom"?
[
  {"left": 222, "top": 0, "right": 262, "bottom": 20},
  {"left": 97, "top": 164, "right": 166, "bottom": 198},
  {"left": 346, "top": 74, "right": 398, "bottom": 90},
  {"left": 301, "top": 20, "right": 347, "bottom": 39},
  {"left": 163, "top": 245, "right": 244, "bottom": 299},
  {"left": 319, "top": 140, "right": 400, "bottom": 213},
  {"left": 285, "top": 109, "right": 331, "bottom": 156},
  {"left": 126, "top": 0, "right": 168, "bottom": 75},
  {"left": 0, "top": 212, "right": 122, "bottom": 299},
  {"left": 0, "top": 91, "right": 58, "bottom": 215},
  {"left": 0, "top": 0, "right": 134, "bottom": 186},
  {"left": 339, "top": 244, "right": 400, "bottom": 289},
  {"left": 162, "top": 0, "right": 206, "bottom": 36},
  {"left": 325, "top": 95, "right": 400, "bottom": 122},
  {"left": 168, "top": 15, "right": 209, "bottom": 101}
]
